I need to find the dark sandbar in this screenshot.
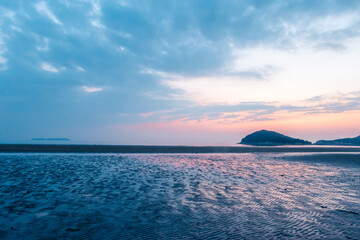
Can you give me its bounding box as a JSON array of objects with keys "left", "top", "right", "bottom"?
[{"left": 1, "top": 144, "right": 360, "bottom": 153}]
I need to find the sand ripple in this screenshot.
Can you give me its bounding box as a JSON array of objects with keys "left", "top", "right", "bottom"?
[{"left": 0, "top": 153, "right": 359, "bottom": 239}]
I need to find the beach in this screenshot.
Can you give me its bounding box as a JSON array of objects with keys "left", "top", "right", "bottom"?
[{"left": 1, "top": 152, "right": 359, "bottom": 239}]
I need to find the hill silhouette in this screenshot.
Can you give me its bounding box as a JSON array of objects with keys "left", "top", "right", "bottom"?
[
  {"left": 315, "top": 135, "right": 360, "bottom": 146},
  {"left": 239, "top": 130, "right": 312, "bottom": 146}
]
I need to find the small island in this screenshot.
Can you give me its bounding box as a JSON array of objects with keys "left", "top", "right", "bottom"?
[
  {"left": 315, "top": 135, "right": 360, "bottom": 146},
  {"left": 239, "top": 130, "right": 312, "bottom": 146},
  {"left": 32, "top": 138, "right": 71, "bottom": 141}
]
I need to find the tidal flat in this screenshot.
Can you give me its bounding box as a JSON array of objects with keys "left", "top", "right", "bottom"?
[{"left": 0, "top": 153, "right": 359, "bottom": 239}]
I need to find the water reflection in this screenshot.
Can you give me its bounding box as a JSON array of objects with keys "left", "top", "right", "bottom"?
[{"left": 0, "top": 153, "right": 359, "bottom": 239}]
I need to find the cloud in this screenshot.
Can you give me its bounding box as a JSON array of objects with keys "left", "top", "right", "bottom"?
[
  {"left": 139, "top": 109, "right": 176, "bottom": 118},
  {"left": 91, "top": 19, "right": 106, "bottom": 29},
  {"left": 36, "top": 37, "right": 49, "bottom": 51},
  {"left": 0, "top": 29, "right": 7, "bottom": 71},
  {"left": 35, "top": 1, "right": 62, "bottom": 25},
  {"left": 307, "top": 12, "right": 360, "bottom": 34},
  {"left": 1, "top": 0, "right": 360, "bottom": 143},
  {"left": 0, "top": 56, "right": 7, "bottom": 71},
  {"left": 0, "top": 9, "right": 13, "bottom": 71},
  {"left": 88, "top": 0, "right": 102, "bottom": 17},
  {"left": 82, "top": 86, "right": 103, "bottom": 93},
  {"left": 117, "top": 91, "right": 360, "bottom": 128},
  {"left": 313, "top": 42, "right": 346, "bottom": 51},
  {"left": 41, "top": 62, "right": 58, "bottom": 72},
  {"left": 159, "top": 36, "right": 360, "bottom": 105},
  {"left": 225, "top": 65, "right": 279, "bottom": 80}
]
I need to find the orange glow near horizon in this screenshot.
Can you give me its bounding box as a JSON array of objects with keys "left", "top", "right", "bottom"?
[{"left": 122, "top": 110, "right": 360, "bottom": 142}]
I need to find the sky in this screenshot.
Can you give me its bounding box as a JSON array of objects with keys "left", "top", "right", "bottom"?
[{"left": 1, "top": 0, "right": 360, "bottom": 145}]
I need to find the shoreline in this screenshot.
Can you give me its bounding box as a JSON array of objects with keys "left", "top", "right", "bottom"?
[{"left": 1, "top": 144, "right": 360, "bottom": 153}]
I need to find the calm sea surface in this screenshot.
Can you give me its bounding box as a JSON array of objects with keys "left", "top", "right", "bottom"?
[{"left": 0, "top": 153, "right": 359, "bottom": 239}]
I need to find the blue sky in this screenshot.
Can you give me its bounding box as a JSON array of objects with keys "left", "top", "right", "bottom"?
[{"left": 1, "top": 0, "right": 360, "bottom": 144}]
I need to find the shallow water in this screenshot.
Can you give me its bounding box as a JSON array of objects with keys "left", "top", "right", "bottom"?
[{"left": 0, "top": 153, "right": 359, "bottom": 239}]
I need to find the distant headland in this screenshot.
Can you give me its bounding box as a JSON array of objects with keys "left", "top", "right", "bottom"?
[
  {"left": 315, "top": 135, "right": 360, "bottom": 146},
  {"left": 239, "top": 130, "right": 312, "bottom": 146}
]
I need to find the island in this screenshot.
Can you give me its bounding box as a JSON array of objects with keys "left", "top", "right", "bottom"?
[
  {"left": 32, "top": 138, "right": 71, "bottom": 141},
  {"left": 239, "top": 130, "right": 312, "bottom": 146},
  {"left": 315, "top": 135, "right": 360, "bottom": 146}
]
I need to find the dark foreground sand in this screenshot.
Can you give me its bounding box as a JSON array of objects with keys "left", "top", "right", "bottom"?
[{"left": 0, "top": 153, "right": 359, "bottom": 239}]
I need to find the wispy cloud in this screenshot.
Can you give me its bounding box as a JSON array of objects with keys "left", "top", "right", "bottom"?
[
  {"left": 139, "top": 109, "right": 176, "bottom": 118},
  {"left": 82, "top": 86, "right": 103, "bottom": 93},
  {"left": 0, "top": 9, "right": 14, "bottom": 71},
  {"left": 41, "top": 62, "right": 58, "bottom": 72},
  {"left": 121, "top": 91, "right": 360, "bottom": 127},
  {"left": 35, "top": 1, "right": 62, "bottom": 25},
  {"left": 91, "top": 19, "right": 106, "bottom": 29},
  {"left": 36, "top": 37, "right": 49, "bottom": 51},
  {"left": 0, "top": 56, "right": 7, "bottom": 71},
  {"left": 88, "top": 0, "right": 102, "bottom": 17},
  {"left": 313, "top": 42, "right": 346, "bottom": 51},
  {"left": 307, "top": 12, "right": 360, "bottom": 34}
]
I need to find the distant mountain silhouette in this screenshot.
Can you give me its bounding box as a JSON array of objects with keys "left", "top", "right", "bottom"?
[
  {"left": 315, "top": 135, "right": 360, "bottom": 146},
  {"left": 239, "top": 130, "right": 312, "bottom": 146}
]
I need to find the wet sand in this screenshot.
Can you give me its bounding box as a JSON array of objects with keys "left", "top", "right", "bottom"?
[{"left": 1, "top": 153, "right": 359, "bottom": 239}]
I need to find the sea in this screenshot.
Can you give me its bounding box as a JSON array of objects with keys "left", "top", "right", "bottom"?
[{"left": 0, "top": 152, "right": 359, "bottom": 239}]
